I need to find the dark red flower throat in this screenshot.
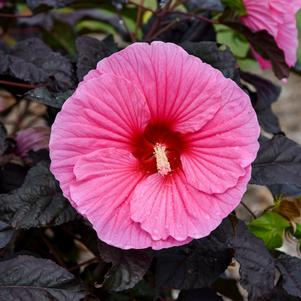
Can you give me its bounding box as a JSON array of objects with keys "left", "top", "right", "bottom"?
[{"left": 132, "top": 122, "right": 186, "bottom": 175}]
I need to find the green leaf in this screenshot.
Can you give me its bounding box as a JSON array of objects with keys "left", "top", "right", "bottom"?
[
  {"left": 43, "top": 18, "right": 76, "bottom": 55},
  {"left": 248, "top": 211, "right": 290, "bottom": 249},
  {"left": 0, "top": 255, "right": 86, "bottom": 300},
  {"left": 294, "top": 224, "right": 301, "bottom": 240},
  {"left": 222, "top": 0, "right": 246, "bottom": 16}
]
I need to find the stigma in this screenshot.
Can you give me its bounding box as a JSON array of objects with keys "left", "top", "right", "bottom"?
[{"left": 153, "top": 143, "right": 171, "bottom": 176}]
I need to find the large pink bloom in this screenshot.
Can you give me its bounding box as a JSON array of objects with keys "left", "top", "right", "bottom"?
[
  {"left": 50, "top": 42, "right": 260, "bottom": 250},
  {"left": 241, "top": 0, "right": 301, "bottom": 69}
]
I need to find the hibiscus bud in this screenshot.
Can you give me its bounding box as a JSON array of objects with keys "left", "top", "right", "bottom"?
[{"left": 15, "top": 127, "right": 50, "bottom": 159}]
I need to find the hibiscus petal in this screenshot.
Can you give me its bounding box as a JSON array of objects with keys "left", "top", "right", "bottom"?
[
  {"left": 130, "top": 168, "right": 250, "bottom": 241},
  {"left": 291, "top": 0, "right": 301, "bottom": 13},
  {"left": 241, "top": 0, "right": 278, "bottom": 37},
  {"left": 70, "top": 148, "right": 189, "bottom": 249},
  {"left": 130, "top": 171, "right": 219, "bottom": 241},
  {"left": 275, "top": 21, "right": 298, "bottom": 67},
  {"left": 241, "top": 0, "right": 301, "bottom": 68},
  {"left": 95, "top": 41, "right": 223, "bottom": 133},
  {"left": 50, "top": 74, "right": 150, "bottom": 199},
  {"left": 181, "top": 78, "right": 260, "bottom": 194}
]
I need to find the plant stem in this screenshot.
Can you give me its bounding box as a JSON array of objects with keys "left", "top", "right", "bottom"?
[
  {"left": 0, "top": 13, "right": 32, "bottom": 18},
  {"left": 134, "top": 0, "right": 145, "bottom": 40},
  {"left": 176, "top": 11, "right": 218, "bottom": 24},
  {"left": 128, "top": 0, "right": 156, "bottom": 13},
  {"left": 68, "top": 257, "right": 99, "bottom": 272},
  {"left": 0, "top": 80, "right": 38, "bottom": 89},
  {"left": 41, "top": 235, "right": 66, "bottom": 268},
  {"left": 146, "top": 18, "right": 179, "bottom": 41},
  {"left": 144, "top": 0, "right": 173, "bottom": 41},
  {"left": 241, "top": 201, "right": 257, "bottom": 219},
  {"left": 116, "top": 9, "right": 135, "bottom": 42}
]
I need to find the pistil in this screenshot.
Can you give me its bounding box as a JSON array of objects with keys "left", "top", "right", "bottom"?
[{"left": 153, "top": 143, "right": 171, "bottom": 176}]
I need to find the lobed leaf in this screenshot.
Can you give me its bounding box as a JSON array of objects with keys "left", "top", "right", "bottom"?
[
  {"left": 0, "top": 221, "right": 14, "bottom": 249},
  {"left": 248, "top": 211, "right": 290, "bottom": 249},
  {"left": 26, "top": 0, "right": 75, "bottom": 12},
  {"left": 0, "top": 123, "right": 7, "bottom": 156},
  {"left": 182, "top": 41, "right": 239, "bottom": 83},
  {"left": 227, "top": 219, "right": 275, "bottom": 300},
  {"left": 184, "top": 0, "right": 224, "bottom": 12},
  {"left": 0, "top": 255, "right": 86, "bottom": 301},
  {"left": 251, "top": 135, "right": 301, "bottom": 186},
  {"left": 155, "top": 223, "right": 232, "bottom": 289},
  {"left": 98, "top": 241, "right": 153, "bottom": 291},
  {"left": 25, "top": 87, "right": 73, "bottom": 109},
  {"left": 223, "top": 21, "right": 289, "bottom": 80},
  {"left": 177, "top": 288, "right": 223, "bottom": 300},
  {"left": 276, "top": 254, "right": 301, "bottom": 298},
  {"left": 0, "top": 38, "right": 75, "bottom": 92},
  {"left": 0, "top": 161, "right": 78, "bottom": 229},
  {"left": 241, "top": 71, "right": 282, "bottom": 134},
  {"left": 76, "top": 35, "right": 118, "bottom": 81},
  {"left": 144, "top": 12, "right": 216, "bottom": 43}
]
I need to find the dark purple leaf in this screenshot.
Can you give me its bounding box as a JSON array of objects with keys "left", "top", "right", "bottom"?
[
  {"left": 251, "top": 135, "right": 301, "bottom": 186},
  {"left": 0, "top": 163, "right": 27, "bottom": 193},
  {"left": 0, "top": 255, "right": 86, "bottom": 300},
  {"left": 223, "top": 21, "right": 289, "bottom": 80},
  {"left": 184, "top": 0, "right": 224, "bottom": 12},
  {"left": 0, "top": 161, "right": 78, "bottom": 229},
  {"left": 268, "top": 184, "right": 301, "bottom": 198},
  {"left": 177, "top": 288, "right": 223, "bottom": 301},
  {"left": 76, "top": 35, "right": 117, "bottom": 81},
  {"left": 155, "top": 226, "right": 232, "bottom": 289},
  {"left": 229, "top": 220, "right": 275, "bottom": 300},
  {"left": 256, "top": 286, "right": 301, "bottom": 301},
  {"left": 182, "top": 41, "right": 239, "bottom": 83},
  {"left": 26, "top": 0, "right": 75, "bottom": 12},
  {"left": 0, "top": 38, "right": 75, "bottom": 91},
  {"left": 144, "top": 12, "right": 216, "bottom": 43},
  {"left": 25, "top": 87, "right": 73, "bottom": 108},
  {"left": 276, "top": 254, "right": 301, "bottom": 298},
  {"left": 98, "top": 241, "right": 153, "bottom": 291},
  {"left": 241, "top": 71, "right": 282, "bottom": 134},
  {"left": 0, "top": 123, "right": 7, "bottom": 156},
  {"left": 0, "top": 221, "right": 14, "bottom": 249}
]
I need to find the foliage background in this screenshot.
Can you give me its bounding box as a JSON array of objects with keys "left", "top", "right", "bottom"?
[{"left": 0, "top": 1, "right": 301, "bottom": 300}]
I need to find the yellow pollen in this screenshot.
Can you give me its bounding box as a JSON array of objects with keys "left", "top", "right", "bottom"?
[{"left": 153, "top": 143, "right": 171, "bottom": 176}]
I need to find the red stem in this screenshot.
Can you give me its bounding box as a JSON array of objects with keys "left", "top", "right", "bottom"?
[
  {"left": 0, "top": 13, "right": 32, "bottom": 18},
  {"left": 134, "top": 0, "right": 145, "bottom": 40},
  {"left": 0, "top": 80, "right": 38, "bottom": 89}
]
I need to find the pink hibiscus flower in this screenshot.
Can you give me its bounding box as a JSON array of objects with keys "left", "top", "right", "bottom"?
[
  {"left": 49, "top": 42, "right": 260, "bottom": 250},
  {"left": 241, "top": 0, "right": 301, "bottom": 69}
]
